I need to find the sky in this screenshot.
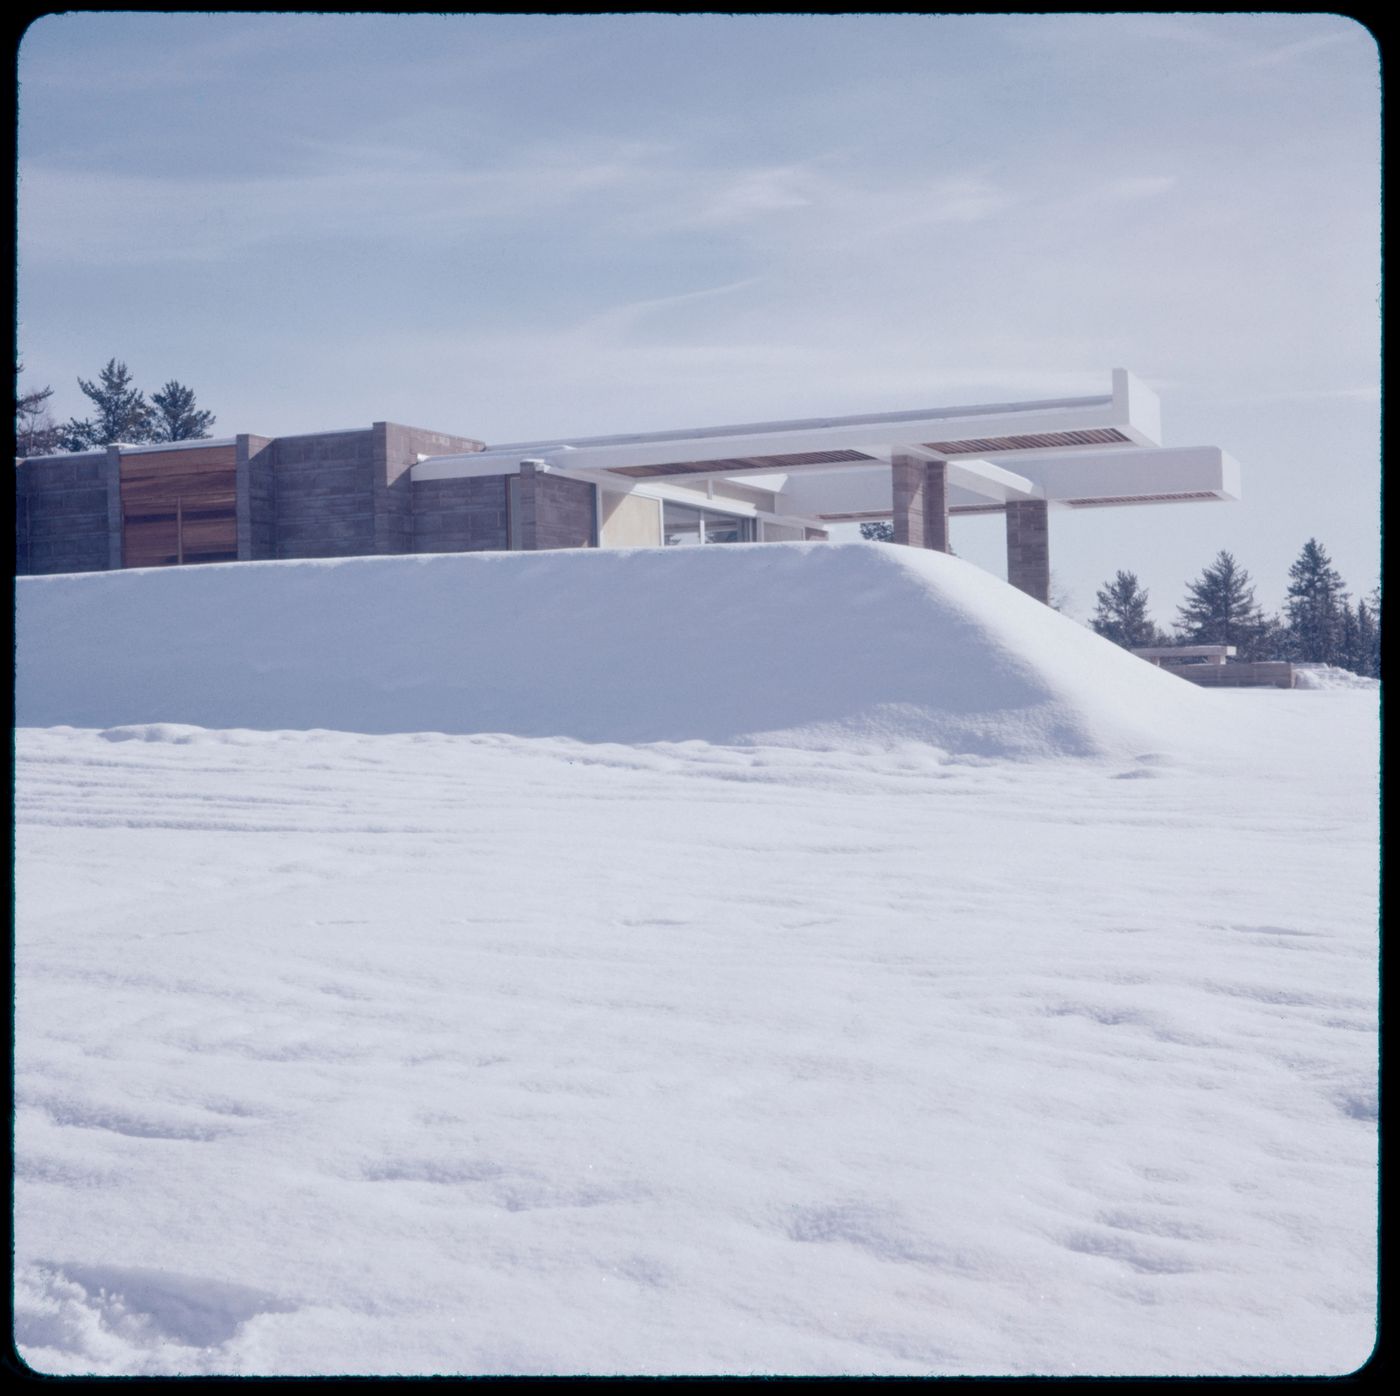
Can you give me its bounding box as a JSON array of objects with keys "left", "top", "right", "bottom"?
[{"left": 16, "top": 12, "right": 1380, "bottom": 619}]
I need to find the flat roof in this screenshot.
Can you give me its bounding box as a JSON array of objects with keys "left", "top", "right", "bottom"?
[{"left": 411, "top": 369, "right": 1237, "bottom": 512}]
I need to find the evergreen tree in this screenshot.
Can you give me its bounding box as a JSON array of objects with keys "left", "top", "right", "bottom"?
[
  {"left": 1175, "top": 551, "right": 1269, "bottom": 658},
  {"left": 1091, "top": 570, "right": 1161, "bottom": 647},
  {"left": 15, "top": 362, "right": 60, "bottom": 457},
  {"left": 1284, "top": 538, "right": 1348, "bottom": 665},
  {"left": 859, "top": 520, "right": 955, "bottom": 555},
  {"left": 1338, "top": 600, "right": 1361, "bottom": 674},
  {"left": 61, "top": 359, "right": 154, "bottom": 449},
  {"left": 1352, "top": 592, "right": 1380, "bottom": 678},
  {"left": 1252, "top": 611, "right": 1291, "bottom": 662},
  {"left": 150, "top": 380, "right": 216, "bottom": 441},
  {"left": 1364, "top": 589, "right": 1381, "bottom": 679}
]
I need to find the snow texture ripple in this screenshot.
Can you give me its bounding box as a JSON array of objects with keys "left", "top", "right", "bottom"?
[{"left": 12, "top": 545, "right": 1379, "bottom": 1376}]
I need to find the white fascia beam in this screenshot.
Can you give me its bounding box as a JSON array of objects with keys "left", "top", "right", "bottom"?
[
  {"left": 533, "top": 402, "right": 1128, "bottom": 472},
  {"left": 410, "top": 369, "right": 1165, "bottom": 484},
  {"left": 1026, "top": 445, "right": 1240, "bottom": 504},
  {"left": 1112, "top": 368, "right": 1162, "bottom": 446},
  {"left": 771, "top": 456, "right": 1040, "bottom": 519},
  {"left": 412, "top": 451, "right": 523, "bottom": 482},
  {"left": 566, "top": 469, "right": 827, "bottom": 529},
  {"left": 945, "top": 458, "right": 1041, "bottom": 503}
]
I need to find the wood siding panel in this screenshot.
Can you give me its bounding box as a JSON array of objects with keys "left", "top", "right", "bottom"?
[{"left": 121, "top": 448, "right": 237, "bottom": 569}]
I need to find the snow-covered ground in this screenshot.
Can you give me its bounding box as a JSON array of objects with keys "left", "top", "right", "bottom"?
[
  {"left": 1293, "top": 664, "right": 1381, "bottom": 691},
  {"left": 13, "top": 545, "right": 1379, "bottom": 1376}
]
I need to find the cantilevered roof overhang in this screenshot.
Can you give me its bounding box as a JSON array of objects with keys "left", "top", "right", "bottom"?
[{"left": 412, "top": 369, "right": 1239, "bottom": 513}]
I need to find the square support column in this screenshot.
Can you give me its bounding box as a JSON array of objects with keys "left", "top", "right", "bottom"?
[
  {"left": 891, "top": 453, "right": 949, "bottom": 551},
  {"left": 1005, "top": 499, "right": 1050, "bottom": 603},
  {"left": 235, "top": 433, "right": 275, "bottom": 560},
  {"left": 514, "top": 462, "right": 597, "bottom": 551}
]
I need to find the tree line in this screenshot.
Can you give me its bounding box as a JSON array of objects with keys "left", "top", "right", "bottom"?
[
  {"left": 859, "top": 520, "right": 1378, "bottom": 678},
  {"left": 1092, "top": 545, "right": 1380, "bottom": 678},
  {"left": 16, "top": 359, "right": 216, "bottom": 457}
]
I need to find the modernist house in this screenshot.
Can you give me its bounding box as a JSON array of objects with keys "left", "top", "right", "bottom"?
[{"left": 14, "top": 369, "right": 1240, "bottom": 603}]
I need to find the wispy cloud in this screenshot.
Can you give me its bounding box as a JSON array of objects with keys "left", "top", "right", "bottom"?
[
  {"left": 1233, "top": 29, "right": 1362, "bottom": 71},
  {"left": 19, "top": 14, "right": 318, "bottom": 92},
  {"left": 17, "top": 141, "right": 661, "bottom": 265},
  {"left": 1102, "top": 175, "right": 1178, "bottom": 201},
  {"left": 584, "top": 279, "right": 766, "bottom": 340},
  {"left": 689, "top": 166, "right": 817, "bottom": 225}
]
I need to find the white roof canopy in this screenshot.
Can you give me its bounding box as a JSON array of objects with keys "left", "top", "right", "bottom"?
[{"left": 412, "top": 370, "right": 1239, "bottom": 515}]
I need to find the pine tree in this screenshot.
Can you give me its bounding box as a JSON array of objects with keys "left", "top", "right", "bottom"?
[
  {"left": 1365, "top": 589, "right": 1381, "bottom": 679},
  {"left": 1253, "top": 611, "right": 1291, "bottom": 662},
  {"left": 15, "top": 362, "right": 60, "bottom": 457},
  {"left": 150, "top": 380, "right": 216, "bottom": 442},
  {"left": 1175, "top": 551, "right": 1269, "bottom": 659},
  {"left": 61, "top": 359, "right": 154, "bottom": 450},
  {"left": 1091, "top": 570, "right": 1160, "bottom": 647},
  {"left": 1353, "top": 592, "right": 1380, "bottom": 678},
  {"left": 860, "top": 521, "right": 894, "bottom": 542},
  {"left": 1284, "top": 538, "right": 1348, "bottom": 665},
  {"left": 1338, "top": 600, "right": 1361, "bottom": 674}
]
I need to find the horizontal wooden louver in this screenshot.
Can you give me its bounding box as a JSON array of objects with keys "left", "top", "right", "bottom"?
[
  {"left": 922, "top": 427, "right": 1131, "bottom": 454},
  {"left": 1066, "top": 491, "right": 1220, "bottom": 508},
  {"left": 609, "top": 448, "right": 875, "bottom": 479},
  {"left": 121, "top": 444, "right": 238, "bottom": 568}
]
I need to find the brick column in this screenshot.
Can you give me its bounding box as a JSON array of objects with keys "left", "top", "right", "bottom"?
[
  {"left": 1005, "top": 499, "right": 1050, "bottom": 603},
  {"left": 891, "top": 453, "right": 949, "bottom": 551},
  {"left": 515, "top": 461, "right": 542, "bottom": 551}
]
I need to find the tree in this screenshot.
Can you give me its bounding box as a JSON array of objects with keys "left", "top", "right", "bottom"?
[
  {"left": 1362, "top": 589, "right": 1382, "bottom": 679},
  {"left": 1343, "top": 592, "right": 1380, "bottom": 678},
  {"left": 60, "top": 359, "right": 154, "bottom": 450},
  {"left": 1091, "top": 570, "right": 1161, "bottom": 647},
  {"left": 150, "top": 380, "right": 216, "bottom": 442},
  {"left": 15, "top": 362, "right": 60, "bottom": 457},
  {"left": 860, "top": 520, "right": 957, "bottom": 555},
  {"left": 1284, "top": 538, "right": 1348, "bottom": 665},
  {"left": 1175, "top": 551, "right": 1270, "bottom": 659}
]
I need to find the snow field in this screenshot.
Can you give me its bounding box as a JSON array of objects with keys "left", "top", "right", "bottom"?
[{"left": 13, "top": 688, "right": 1379, "bottom": 1375}]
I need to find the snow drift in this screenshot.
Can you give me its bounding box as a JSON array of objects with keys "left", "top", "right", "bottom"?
[{"left": 15, "top": 542, "right": 1207, "bottom": 758}]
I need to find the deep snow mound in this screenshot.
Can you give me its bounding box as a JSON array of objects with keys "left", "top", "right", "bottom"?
[
  {"left": 15, "top": 543, "right": 1210, "bottom": 758},
  {"left": 1294, "top": 664, "right": 1380, "bottom": 691}
]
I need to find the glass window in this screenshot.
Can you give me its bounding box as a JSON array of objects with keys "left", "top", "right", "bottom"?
[
  {"left": 663, "top": 502, "right": 753, "bottom": 546},
  {"left": 663, "top": 502, "right": 705, "bottom": 546},
  {"left": 703, "top": 514, "right": 750, "bottom": 544}
]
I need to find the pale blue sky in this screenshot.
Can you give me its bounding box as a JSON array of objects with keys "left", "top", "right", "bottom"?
[{"left": 17, "top": 12, "right": 1380, "bottom": 618}]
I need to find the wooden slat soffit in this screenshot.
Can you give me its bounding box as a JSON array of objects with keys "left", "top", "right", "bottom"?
[
  {"left": 609, "top": 449, "right": 876, "bottom": 479},
  {"left": 921, "top": 427, "right": 1131, "bottom": 455}
]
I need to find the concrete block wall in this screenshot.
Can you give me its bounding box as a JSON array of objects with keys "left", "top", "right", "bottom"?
[
  {"left": 412, "top": 476, "right": 509, "bottom": 552},
  {"left": 236, "top": 434, "right": 277, "bottom": 560},
  {"left": 374, "top": 423, "right": 484, "bottom": 556},
  {"left": 15, "top": 468, "right": 29, "bottom": 572},
  {"left": 15, "top": 451, "right": 121, "bottom": 575},
  {"left": 269, "top": 429, "right": 377, "bottom": 559},
  {"left": 518, "top": 465, "right": 597, "bottom": 550}
]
